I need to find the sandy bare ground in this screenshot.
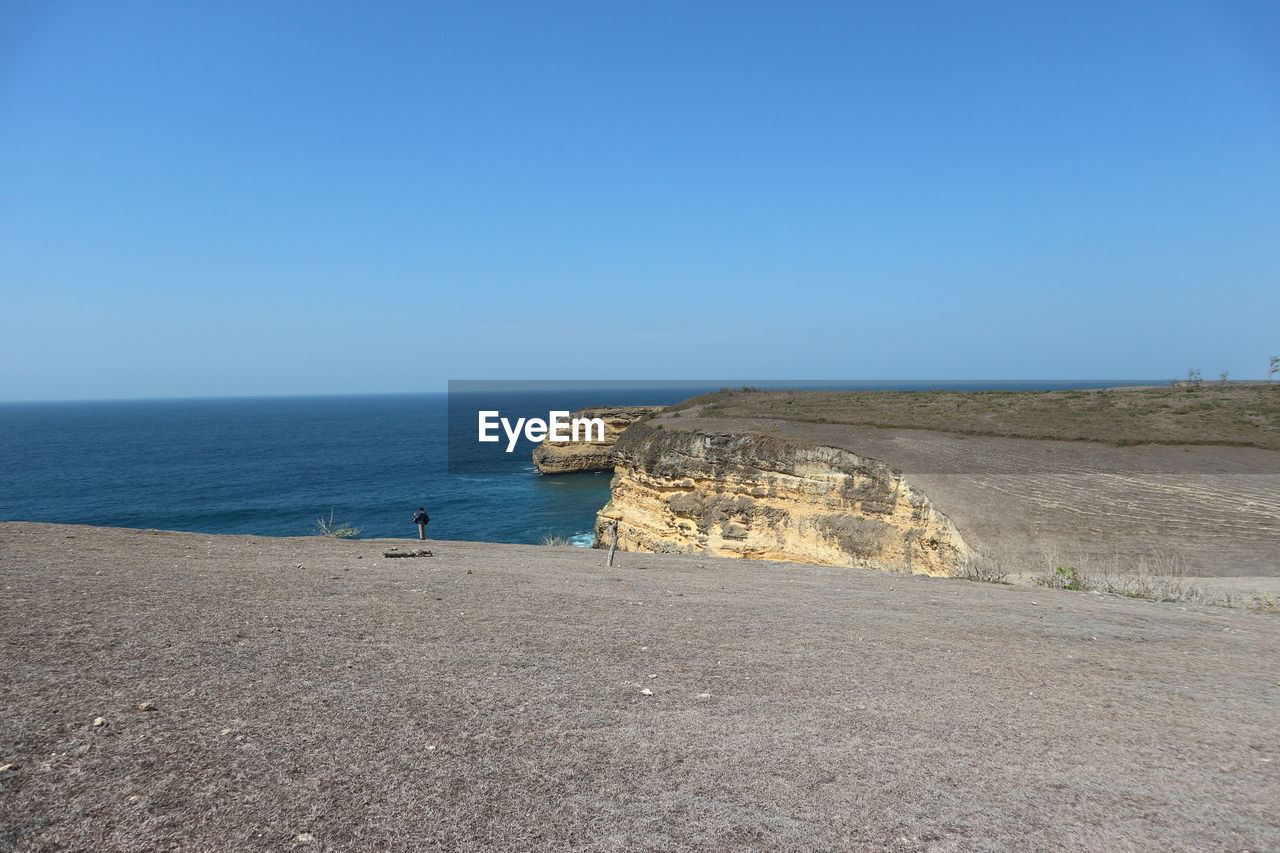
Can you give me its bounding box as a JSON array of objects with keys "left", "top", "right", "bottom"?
[{"left": 2, "top": 523, "right": 1278, "bottom": 852}]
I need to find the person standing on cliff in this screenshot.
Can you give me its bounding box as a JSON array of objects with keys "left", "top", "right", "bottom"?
[{"left": 411, "top": 507, "right": 430, "bottom": 540}]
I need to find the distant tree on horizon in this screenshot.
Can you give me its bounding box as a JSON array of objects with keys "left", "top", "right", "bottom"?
[{"left": 1270, "top": 356, "right": 1279, "bottom": 382}]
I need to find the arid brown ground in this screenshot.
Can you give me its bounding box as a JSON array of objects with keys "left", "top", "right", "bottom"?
[{"left": 2, "top": 523, "right": 1277, "bottom": 851}]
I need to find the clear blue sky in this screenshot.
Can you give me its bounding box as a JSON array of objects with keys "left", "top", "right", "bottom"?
[{"left": 2, "top": 1, "right": 1277, "bottom": 400}]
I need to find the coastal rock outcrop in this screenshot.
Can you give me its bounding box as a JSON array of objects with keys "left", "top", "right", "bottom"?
[
  {"left": 532, "top": 406, "right": 663, "bottom": 474},
  {"left": 594, "top": 424, "right": 972, "bottom": 575}
]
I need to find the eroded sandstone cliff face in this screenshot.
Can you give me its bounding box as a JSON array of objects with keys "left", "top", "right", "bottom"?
[
  {"left": 594, "top": 424, "right": 972, "bottom": 575},
  {"left": 532, "top": 406, "right": 664, "bottom": 474}
]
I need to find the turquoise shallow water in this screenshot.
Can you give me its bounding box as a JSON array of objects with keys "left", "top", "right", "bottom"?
[{"left": 0, "top": 382, "right": 1157, "bottom": 544}]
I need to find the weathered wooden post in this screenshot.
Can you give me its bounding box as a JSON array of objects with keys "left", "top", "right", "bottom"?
[{"left": 606, "top": 519, "right": 619, "bottom": 567}]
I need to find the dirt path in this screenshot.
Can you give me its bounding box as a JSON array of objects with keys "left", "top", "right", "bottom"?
[{"left": 2, "top": 523, "right": 1277, "bottom": 851}]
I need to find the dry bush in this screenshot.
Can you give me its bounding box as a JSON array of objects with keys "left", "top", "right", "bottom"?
[
  {"left": 948, "top": 554, "right": 1012, "bottom": 584},
  {"left": 1026, "top": 550, "right": 1229, "bottom": 606},
  {"left": 950, "top": 547, "right": 1280, "bottom": 613},
  {"left": 312, "top": 509, "right": 361, "bottom": 539},
  {"left": 1252, "top": 592, "right": 1280, "bottom": 614},
  {"left": 540, "top": 534, "right": 572, "bottom": 546}
]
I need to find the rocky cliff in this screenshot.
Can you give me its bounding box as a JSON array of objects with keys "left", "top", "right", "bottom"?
[
  {"left": 594, "top": 424, "right": 972, "bottom": 575},
  {"left": 532, "top": 406, "right": 664, "bottom": 474}
]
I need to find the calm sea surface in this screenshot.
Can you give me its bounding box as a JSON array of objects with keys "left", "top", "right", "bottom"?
[{"left": 0, "top": 382, "right": 1156, "bottom": 545}]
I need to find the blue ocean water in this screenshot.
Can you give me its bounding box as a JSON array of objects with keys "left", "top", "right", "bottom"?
[{"left": 0, "top": 382, "right": 1158, "bottom": 544}]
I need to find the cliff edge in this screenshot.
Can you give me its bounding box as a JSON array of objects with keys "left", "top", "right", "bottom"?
[
  {"left": 532, "top": 406, "right": 662, "bottom": 474},
  {"left": 593, "top": 388, "right": 1280, "bottom": 576},
  {"left": 595, "top": 424, "right": 972, "bottom": 575}
]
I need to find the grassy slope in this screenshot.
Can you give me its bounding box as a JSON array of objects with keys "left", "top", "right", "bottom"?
[{"left": 669, "top": 384, "right": 1280, "bottom": 449}]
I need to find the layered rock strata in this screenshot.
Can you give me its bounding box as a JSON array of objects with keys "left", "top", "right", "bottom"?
[
  {"left": 532, "top": 406, "right": 664, "bottom": 474},
  {"left": 595, "top": 425, "right": 972, "bottom": 575}
]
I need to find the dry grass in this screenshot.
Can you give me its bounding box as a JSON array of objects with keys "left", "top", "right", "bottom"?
[
  {"left": 1032, "top": 556, "right": 1211, "bottom": 602},
  {"left": 952, "top": 546, "right": 1280, "bottom": 613},
  {"left": 671, "top": 384, "right": 1280, "bottom": 449},
  {"left": 1042, "top": 552, "right": 1208, "bottom": 599},
  {"left": 3, "top": 523, "right": 1279, "bottom": 852}
]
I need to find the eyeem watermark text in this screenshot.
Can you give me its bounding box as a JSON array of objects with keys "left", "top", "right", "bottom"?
[{"left": 478, "top": 411, "right": 606, "bottom": 452}]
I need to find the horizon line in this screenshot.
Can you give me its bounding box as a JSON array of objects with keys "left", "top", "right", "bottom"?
[{"left": 0, "top": 378, "right": 1226, "bottom": 405}]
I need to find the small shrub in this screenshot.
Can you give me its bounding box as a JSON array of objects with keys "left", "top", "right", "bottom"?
[
  {"left": 1054, "top": 566, "right": 1086, "bottom": 590},
  {"left": 313, "top": 510, "right": 361, "bottom": 539},
  {"left": 1030, "top": 564, "right": 1087, "bottom": 591},
  {"left": 540, "top": 534, "right": 572, "bottom": 546},
  {"left": 949, "top": 556, "right": 1011, "bottom": 584},
  {"left": 1251, "top": 592, "right": 1280, "bottom": 614}
]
